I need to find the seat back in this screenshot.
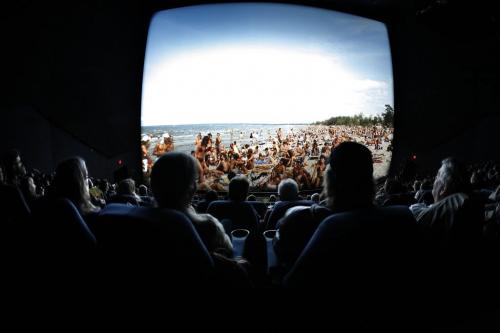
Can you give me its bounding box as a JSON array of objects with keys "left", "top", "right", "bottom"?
[
  {"left": 107, "top": 194, "right": 140, "bottom": 206},
  {"left": 284, "top": 206, "right": 420, "bottom": 290},
  {"left": 29, "top": 197, "right": 97, "bottom": 252},
  {"left": 93, "top": 204, "right": 214, "bottom": 286},
  {"left": 0, "top": 184, "right": 30, "bottom": 223},
  {"left": 248, "top": 201, "right": 268, "bottom": 219},
  {"left": 206, "top": 200, "right": 259, "bottom": 233},
  {"left": 266, "top": 200, "right": 313, "bottom": 230}
]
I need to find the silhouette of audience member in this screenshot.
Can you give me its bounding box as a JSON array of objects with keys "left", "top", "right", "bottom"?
[
  {"left": 274, "top": 142, "right": 375, "bottom": 273},
  {"left": 410, "top": 157, "right": 483, "bottom": 252},
  {"left": 196, "top": 190, "right": 218, "bottom": 214},
  {"left": 415, "top": 179, "right": 434, "bottom": 205},
  {"left": 264, "top": 178, "right": 308, "bottom": 230},
  {"left": 151, "top": 153, "right": 254, "bottom": 287},
  {"left": 150, "top": 152, "right": 232, "bottom": 256},
  {"left": 138, "top": 184, "right": 154, "bottom": 207},
  {"left": 205, "top": 175, "right": 260, "bottom": 234},
  {"left": 1, "top": 149, "right": 26, "bottom": 186},
  {"left": 52, "top": 157, "right": 100, "bottom": 218},
  {"left": 278, "top": 178, "right": 299, "bottom": 201},
  {"left": 205, "top": 175, "right": 259, "bottom": 233},
  {"left": 0, "top": 159, "right": 30, "bottom": 223},
  {"left": 490, "top": 184, "right": 500, "bottom": 202},
  {"left": 283, "top": 141, "right": 422, "bottom": 303},
  {"left": 109, "top": 178, "right": 141, "bottom": 205},
  {"left": 19, "top": 176, "right": 40, "bottom": 208},
  {"left": 228, "top": 175, "right": 250, "bottom": 202}
]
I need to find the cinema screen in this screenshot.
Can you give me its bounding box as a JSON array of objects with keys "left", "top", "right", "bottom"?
[{"left": 141, "top": 3, "right": 394, "bottom": 192}]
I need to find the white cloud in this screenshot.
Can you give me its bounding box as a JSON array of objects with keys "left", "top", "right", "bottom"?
[{"left": 141, "top": 46, "right": 392, "bottom": 125}]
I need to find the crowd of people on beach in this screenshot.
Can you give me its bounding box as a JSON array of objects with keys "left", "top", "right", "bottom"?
[{"left": 141, "top": 125, "right": 394, "bottom": 191}]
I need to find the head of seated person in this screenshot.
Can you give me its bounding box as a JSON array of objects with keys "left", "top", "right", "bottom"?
[
  {"left": 1, "top": 149, "right": 25, "bottom": 186},
  {"left": 52, "top": 156, "right": 100, "bottom": 216},
  {"left": 278, "top": 178, "right": 299, "bottom": 202},
  {"left": 204, "top": 190, "right": 218, "bottom": 202},
  {"left": 138, "top": 184, "right": 149, "bottom": 197},
  {"left": 150, "top": 152, "right": 198, "bottom": 210},
  {"left": 20, "top": 176, "right": 39, "bottom": 203},
  {"left": 432, "top": 157, "right": 470, "bottom": 203},
  {"left": 311, "top": 193, "right": 320, "bottom": 203},
  {"left": 384, "top": 177, "right": 405, "bottom": 195},
  {"left": 117, "top": 178, "right": 140, "bottom": 198},
  {"left": 228, "top": 176, "right": 249, "bottom": 202},
  {"left": 151, "top": 152, "right": 233, "bottom": 256},
  {"left": 323, "top": 141, "right": 374, "bottom": 212},
  {"left": 413, "top": 180, "right": 421, "bottom": 193}
]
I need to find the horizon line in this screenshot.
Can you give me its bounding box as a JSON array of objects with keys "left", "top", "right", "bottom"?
[{"left": 141, "top": 122, "right": 313, "bottom": 127}]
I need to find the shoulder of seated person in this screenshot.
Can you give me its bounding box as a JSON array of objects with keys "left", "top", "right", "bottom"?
[
  {"left": 284, "top": 205, "right": 314, "bottom": 218},
  {"left": 435, "top": 192, "right": 470, "bottom": 206},
  {"left": 195, "top": 212, "right": 220, "bottom": 225}
]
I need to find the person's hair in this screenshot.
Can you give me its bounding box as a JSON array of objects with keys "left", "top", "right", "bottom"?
[
  {"left": 384, "top": 177, "right": 404, "bottom": 195},
  {"left": 150, "top": 152, "right": 198, "bottom": 210},
  {"left": 1, "top": 149, "right": 20, "bottom": 168},
  {"left": 413, "top": 180, "right": 421, "bottom": 192},
  {"left": 205, "top": 189, "right": 218, "bottom": 201},
  {"left": 311, "top": 193, "right": 320, "bottom": 203},
  {"left": 53, "top": 157, "right": 97, "bottom": 214},
  {"left": 117, "top": 178, "right": 137, "bottom": 196},
  {"left": 323, "top": 142, "right": 374, "bottom": 210},
  {"left": 20, "top": 176, "right": 36, "bottom": 200},
  {"left": 420, "top": 179, "right": 433, "bottom": 191},
  {"left": 138, "top": 184, "right": 148, "bottom": 196},
  {"left": 269, "top": 194, "right": 277, "bottom": 203},
  {"left": 246, "top": 194, "right": 256, "bottom": 201},
  {"left": 1, "top": 149, "right": 22, "bottom": 184},
  {"left": 278, "top": 178, "right": 299, "bottom": 201},
  {"left": 228, "top": 176, "right": 250, "bottom": 202},
  {"left": 432, "top": 157, "right": 470, "bottom": 201}
]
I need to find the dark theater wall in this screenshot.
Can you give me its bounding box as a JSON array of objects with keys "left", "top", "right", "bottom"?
[
  {"left": 0, "top": 1, "right": 147, "bottom": 178},
  {"left": 0, "top": 0, "right": 499, "bottom": 180},
  {"left": 392, "top": 0, "right": 500, "bottom": 174}
]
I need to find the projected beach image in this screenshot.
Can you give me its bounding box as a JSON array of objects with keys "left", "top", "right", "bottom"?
[{"left": 141, "top": 3, "right": 394, "bottom": 191}]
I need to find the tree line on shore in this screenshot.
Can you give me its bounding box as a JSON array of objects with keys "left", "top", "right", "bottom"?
[{"left": 314, "top": 104, "right": 394, "bottom": 127}]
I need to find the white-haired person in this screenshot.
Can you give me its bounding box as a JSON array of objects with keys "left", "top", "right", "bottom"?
[{"left": 410, "top": 157, "right": 483, "bottom": 251}]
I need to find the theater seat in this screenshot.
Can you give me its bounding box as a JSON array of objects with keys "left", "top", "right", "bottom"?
[
  {"left": 382, "top": 193, "right": 416, "bottom": 206},
  {"left": 4, "top": 197, "right": 97, "bottom": 285},
  {"left": 107, "top": 194, "right": 140, "bottom": 206},
  {"left": 284, "top": 205, "right": 420, "bottom": 291},
  {"left": 93, "top": 204, "right": 214, "bottom": 286},
  {"left": 206, "top": 200, "right": 259, "bottom": 233},
  {"left": 0, "top": 183, "right": 30, "bottom": 224},
  {"left": 248, "top": 201, "right": 268, "bottom": 219},
  {"left": 207, "top": 200, "right": 265, "bottom": 277},
  {"left": 265, "top": 200, "right": 313, "bottom": 230},
  {"left": 29, "top": 197, "right": 97, "bottom": 252}
]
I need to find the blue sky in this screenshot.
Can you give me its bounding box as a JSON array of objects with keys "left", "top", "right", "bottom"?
[{"left": 142, "top": 3, "right": 393, "bottom": 125}]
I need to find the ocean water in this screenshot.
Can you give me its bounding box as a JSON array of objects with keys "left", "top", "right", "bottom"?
[{"left": 141, "top": 123, "right": 308, "bottom": 154}]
